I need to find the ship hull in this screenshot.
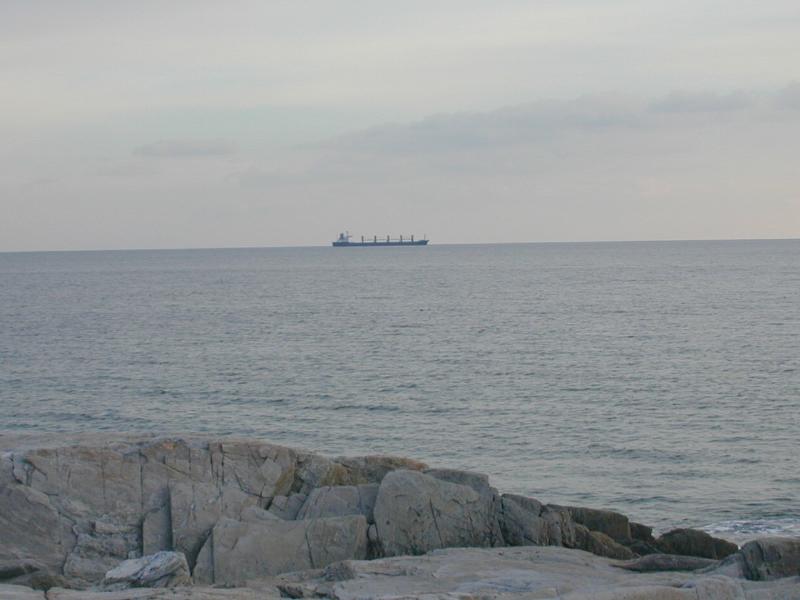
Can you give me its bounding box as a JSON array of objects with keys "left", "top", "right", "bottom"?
[{"left": 333, "top": 240, "right": 428, "bottom": 247}]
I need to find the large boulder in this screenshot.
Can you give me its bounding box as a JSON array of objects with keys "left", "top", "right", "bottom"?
[
  {"left": 296, "top": 484, "right": 379, "bottom": 521},
  {"left": 499, "top": 494, "right": 549, "bottom": 546},
  {"left": 0, "top": 484, "right": 73, "bottom": 576},
  {"left": 498, "top": 494, "right": 580, "bottom": 548},
  {"left": 630, "top": 521, "right": 655, "bottom": 543},
  {"left": 655, "top": 528, "right": 738, "bottom": 560},
  {"left": 193, "top": 515, "right": 368, "bottom": 586},
  {"left": 738, "top": 537, "right": 800, "bottom": 581},
  {"left": 168, "top": 481, "right": 259, "bottom": 568},
  {"left": 103, "top": 551, "right": 191, "bottom": 588},
  {"left": 333, "top": 455, "right": 428, "bottom": 485},
  {"left": 425, "top": 468, "right": 505, "bottom": 545},
  {"left": 372, "top": 470, "right": 502, "bottom": 556},
  {"left": 562, "top": 505, "right": 632, "bottom": 544},
  {"left": 574, "top": 525, "right": 635, "bottom": 560}
]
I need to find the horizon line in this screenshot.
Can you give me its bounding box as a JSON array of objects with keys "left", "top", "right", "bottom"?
[{"left": 1, "top": 235, "right": 798, "bottom": 255}]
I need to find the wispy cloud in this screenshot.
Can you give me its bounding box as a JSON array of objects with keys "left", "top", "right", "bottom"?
[
  {"left": 649, "top": 91, "right": 754, "bottom": 113},
  {"left": 233, "top": 87, "right": 793, "bottom": 187},
  {"left": 134, "top": 139, "right": 236, "bottom": 158},
  {"left": 776, "top": 82, "right": 800, "bottom": 110}
]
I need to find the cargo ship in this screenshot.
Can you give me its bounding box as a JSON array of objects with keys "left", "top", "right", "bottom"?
[{"left": 332, "top": 232, "right": 429, "bottom": 247}]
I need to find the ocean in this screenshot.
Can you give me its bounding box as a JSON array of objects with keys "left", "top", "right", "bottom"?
[{"left": 1, "top": 240, "right": 798, "bottom": 542}]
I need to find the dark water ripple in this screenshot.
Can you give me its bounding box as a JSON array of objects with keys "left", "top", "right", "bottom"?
[{"left": 1, "top": 240, "right": 798, "bottom": 541}]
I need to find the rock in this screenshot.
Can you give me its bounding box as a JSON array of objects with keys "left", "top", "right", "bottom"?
[
  {"left": 0, "top": 483, "right": 73, "bottom": 576},
  {"left": 239, "top": 505, "right": 281, "bottom": 522},
  {"left": 629, "top": 540, "right": 663, "bottom": 556},
  {"left": 276, "top": 580, "right": 334, "bottom": 598},
  {"left": 425, "top": 468, "right": 505, "bottom": 545},
  {"left": 267, "top": 494, "right": 306, "bottom": 520},
  {"left": 562, "top": 505, "right": 632, "bottom": 543},
  {"left": 168, "top": 480, "right": 259, "bottom": 568},
  {"left": 14, "top": 445, "right": 144, "bottom": 524},
  {"left": 62, "top": 525, "right": 139, "bottom": 584},
  {"left": 0, "top": 559, "right": 46, "bottom": 582},
  {"left": 680, "top": 575, "right": 747, "bottom": 600},
  {"left": 4, "top": 432, "right": 798, "bottom": 598},
  {"left": 103, "top": 551, "right": 191, "bottom": 588},
  {"left": 62, "top": 551, "right": 123, "bottom": 586},
  {"left": 321, "top": 545, "right": 793, "bottom": 600},
  {"left": 656, "top": 528, "right": 739, "bottom": 560},
  {"left": 541, "top": 504, "right": 578, "bottom": 548},
  {"left": 291, "top": 453, "right": 345, "bottom": 493},
  {"left": 574, "top": 524, "right": 635, "bottom": 560},
  {"left": 0, "top": 559, "right": 67, "bottom": 590},
  {"left": 616, "top": 554, "right": 720, "bottom": 572},
  {"left": 498, "top": 494, "right": 585, "bottom": 550},
  {"left": 333, "top": 455, "right": 428, "bottom": 485},
  {"left": 0, "top": 584, "right": 45, "bottom": 599},
  {"left": 373, "top": 470, "right": 501, "bottom": 556},
  {"left": 296, "top": 484, "right": 379, "bottom": 521},
  {"left": 6, "top": 543, "right": 800, "bottom": 599},
  {"left": 738, "top": 537, "right": 800, "bottom": 581},
  {"left": 499, "top": 494, "right": 549, "bottom": 546},
  {"left": 193, "top": 515, "right": 368, "bottom": 586},
  {"left": 631, "top": 521, "right": 655, "bottom": 542},
  {"left": 212, "top": 441, "right": 296, "bottom": 500},
  {"left": 48, "top": 586, "right": 281, "bottom": 599},
  {"left": 141, "top": 505, "right": 171, "bottom": 556}
]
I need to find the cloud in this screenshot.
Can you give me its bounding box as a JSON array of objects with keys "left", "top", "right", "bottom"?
[
  {"left": 648, "top": 91, "right": 754, "bottom": 113},
  {"left": 229, "top": 86, "right": 800, "bottom": 195},
  {"left": 97, "top": 161, "right": 160, "bottom": 177},
  {"left": 775, "top": 82, "right": 800, "bottom": 109},
  {"left": 313, "top": 95, "right": 644, "bottom": 157},
  {"left": 134, "top": 139, "right": 236, "bottom": 158}
]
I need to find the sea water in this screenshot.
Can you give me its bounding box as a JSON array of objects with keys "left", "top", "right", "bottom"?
[{"left": 1, "top": 240, "right": 798, "bottom": 542}]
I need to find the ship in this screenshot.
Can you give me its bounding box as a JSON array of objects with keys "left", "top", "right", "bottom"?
[{"left": 332, "top": 232, "right": 429, "bottom": 247}]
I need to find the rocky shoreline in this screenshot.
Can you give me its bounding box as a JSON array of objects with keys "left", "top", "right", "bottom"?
[{"left": 1, "top": 433, "right": 798, "bottom": 599}]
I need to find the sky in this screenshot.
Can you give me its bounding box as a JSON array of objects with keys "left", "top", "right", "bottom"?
[{"left": 2, "top": 0, "right": 799, "bottom": 251}]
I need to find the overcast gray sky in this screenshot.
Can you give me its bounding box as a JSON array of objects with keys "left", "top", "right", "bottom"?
[{"left": 2, "top": 0, "right": 799, "bottom": 251}]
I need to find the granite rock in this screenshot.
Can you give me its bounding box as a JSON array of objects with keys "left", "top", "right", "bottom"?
[
  {"left": 2, "top": 432, "right": 797, "bottom": 598},
  {"left": 47, "top": 586, "right": 281, "bottom": 599},
  {"left": 103, "top": 551, "right": 191, "bottom": 588},
  {"left": 266, "top": 494, "right": 306, "bottom": 520},
  {"left": 168, "top": 480, "right": 259, "bottom": 568},
  {"left": 193, "top": 515, "right": 368, "bottom": 586},
  {"left": 499, "top": 494, "right": 549, "bottom": 546},
  {"left": 738, "top": 536, "right": 800, "bottom": 581},
  {"left": 656, "top": 528, "right": 739, "bottom": 560},
  {"left": 574, "top": 524, "right": 635, "bottom": 560},
  {"left": 373, "top": 470, "right": 501, "bottom": 556},
  {"left": 333, "top": 455, "right": 428, "bottom": 485},
  {"left": 0, "top": 584, "right": 46, "bottom": 599},
  {"left": 562, "top": 505, "right": 633, "bottom": 544},
  {"left": 296, "top": 484, "right": 379, "bottom": 521},
  {"left": 0, "top": 485, "right": 71, "bottom": 577},
  {"left": 617, "top": 553, "right": 721, "bottom": 573}
]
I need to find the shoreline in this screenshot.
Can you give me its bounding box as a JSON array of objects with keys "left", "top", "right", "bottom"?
[
  {"left": 2, "top": 429, "right": 795, "bottom": 544},
  {"left": 2, "top": 432, "right": 798, "bottom": 598}
]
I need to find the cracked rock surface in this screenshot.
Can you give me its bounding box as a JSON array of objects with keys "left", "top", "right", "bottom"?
[{"left": 1, "top": 433, "right": 798, "bottom": 598}]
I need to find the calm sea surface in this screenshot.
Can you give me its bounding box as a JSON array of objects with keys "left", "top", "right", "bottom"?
[{"left": 1, "top": 241, "right": 798, "bottom": 541}]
